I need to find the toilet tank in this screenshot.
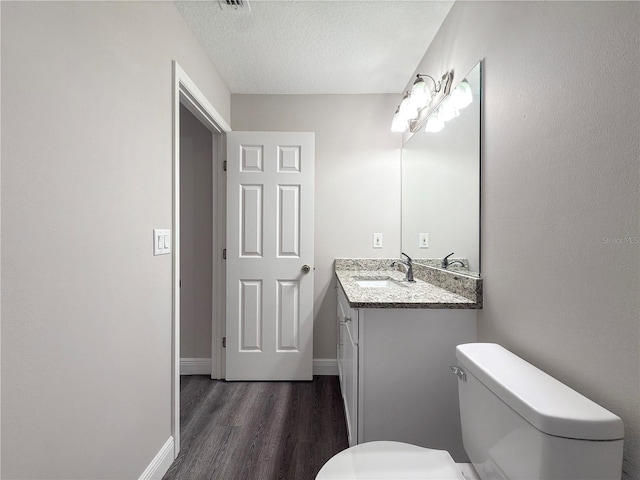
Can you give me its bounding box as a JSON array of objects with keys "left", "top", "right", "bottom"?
[{"left": 455, "top": 343, "right": 624, "bottom": 480}]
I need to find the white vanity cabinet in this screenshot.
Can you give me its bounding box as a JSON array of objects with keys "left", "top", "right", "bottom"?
[
  {"left": 336, "top": 280, "right": 477, "bottom": 461},
  {"left": 337, "top": 284, "right": 358, "bottom": 446}
]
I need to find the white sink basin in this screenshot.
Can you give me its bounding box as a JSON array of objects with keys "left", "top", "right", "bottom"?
[{"left": 355, "top": 278, "right": 399, "bottom": 288}]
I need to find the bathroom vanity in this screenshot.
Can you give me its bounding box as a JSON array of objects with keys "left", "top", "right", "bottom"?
[
  {"left": 335, "top": 259, "right": 481, "bottom": 461},
  {"left": 335, "top": 61, "right": 484, "bottom": 462}
]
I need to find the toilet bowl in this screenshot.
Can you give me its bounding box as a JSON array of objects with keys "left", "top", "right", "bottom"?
[
  {"left": 317, "top": 343, "right": 624, "bottom": 480},
  {"left": 316, "top": 441, "right": 467, "bottom": 479}
]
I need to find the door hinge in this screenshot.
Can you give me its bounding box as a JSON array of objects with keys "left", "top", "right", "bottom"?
[
  {"left": 179, "top": 279, "right": 181, "bottom": 288},
  {"left": 222, "top": 337, "right": 226, "bottom": 348},
  {"left": 223, "top": 248, "right": 227, "bottom": 260},
  {"left": 223, "top": 160, "right": 227, "bottom": 172}
]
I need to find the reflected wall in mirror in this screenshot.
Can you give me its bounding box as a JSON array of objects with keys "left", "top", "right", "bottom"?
[{"left": 401, "top": 62, "right": 481, "bottom": 275}]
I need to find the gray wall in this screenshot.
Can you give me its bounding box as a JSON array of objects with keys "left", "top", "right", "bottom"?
[
  {"left": 1, "top": 2, "right": 230, "bottom": 479},
  {"left": 231, "top": 94, "right": 401, "bottom": 359},
  {"left": 409, "top": 1, "right": 639, "bottom": 477},
  {"left": 180, "top": 105, "right": 213, "bottom": 361}
]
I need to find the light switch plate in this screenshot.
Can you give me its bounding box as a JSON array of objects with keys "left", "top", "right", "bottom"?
[
  {"left": 419, "top": 233, "right": 429, "bottom": 248},
  {"left": 154, "top": 229, "right": 171, "bottom": 255},
  {"left": 373, "top": 233, "right": 383, "bottom": 249}
]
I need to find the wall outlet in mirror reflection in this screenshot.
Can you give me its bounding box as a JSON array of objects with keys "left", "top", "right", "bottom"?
[
  {"left": 419, "top": 233, "right": 429, "bottom": 248},
  {"left": 373, "top": 233, "right": 383, "bottom": 249}
]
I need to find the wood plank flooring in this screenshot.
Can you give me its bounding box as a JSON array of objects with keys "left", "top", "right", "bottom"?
[{"left": 162, "top": 375, "right": 349, "bottom": 480}]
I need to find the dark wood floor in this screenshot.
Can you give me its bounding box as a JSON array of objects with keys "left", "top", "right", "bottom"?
[{"left": 162, "top": 375, "right": 349, "bottom": 480}]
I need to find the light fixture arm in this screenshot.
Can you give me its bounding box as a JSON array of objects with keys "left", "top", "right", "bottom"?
[
  {"left": 415, "top": 74, "right": 438, "bottom": 92},
  {"left": 415, "top": 72, "right": 452, "bottom": 95}
]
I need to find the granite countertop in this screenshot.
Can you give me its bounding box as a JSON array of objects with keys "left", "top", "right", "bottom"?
[{"left": 335, "top": 269, "right": 480, "bottom": 309}]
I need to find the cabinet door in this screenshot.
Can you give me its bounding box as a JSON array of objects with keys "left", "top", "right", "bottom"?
[
  {"left": 358, "top": 308, "right": 476, "bottom": 460},
  {"left": 337, "top": 283, "right": 358, "bottom": 446},
  {"left": 337, "top": 288, "right": 347, "bottom": 389},
  {"left": 345, "top": 316, "right": 358, "bottom": 446}
]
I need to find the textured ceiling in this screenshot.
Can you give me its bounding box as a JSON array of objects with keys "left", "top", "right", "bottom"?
[{"left": 175, "top": 1, "right": 454, "bottom": 94}]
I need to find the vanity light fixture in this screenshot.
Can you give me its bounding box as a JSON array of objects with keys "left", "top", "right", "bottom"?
[
  {"left": 391, "top": 106, "right": 408, "bottom": 133},
  {"left": 409, "top": 74, "right": 436, "bottom": 109},
  {"left": 449, "top": 80, "right": 473, "bottom": 109},
  {"left": 437, "top": 95, "right": 459, "bottom": 122},
  {"left": 398, "top": 91, "right": 419, "bottom": 121},
  {"left": 390, "top": 71, "right": 453, "bottom": 133},
  {"left": 425, "top": 114, "right": 445, "bottom": 133},
  {"left": 423, "top": 79, "right": 473, "bottom": 134}
]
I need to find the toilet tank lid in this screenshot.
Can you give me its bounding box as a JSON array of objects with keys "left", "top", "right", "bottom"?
[{"left": 456, "top": 343, "right": 624, "bottom": 441}]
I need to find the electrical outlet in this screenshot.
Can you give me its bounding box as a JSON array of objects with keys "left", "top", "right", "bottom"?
[
  {"left": 419, "top": 233, "right": 429, "bottom": 248},
  {"left": 373, "top": 233, "right": 383, "bottom": 249}
]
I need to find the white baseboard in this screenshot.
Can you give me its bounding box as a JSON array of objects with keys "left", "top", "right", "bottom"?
[
  {"left": 182, "top": 358, "right": 336, "bottom": 376},
  {"left": 180, "top": 357, "right": 211, "bottom": 375},
  {"left": 313, "top": 358, "right": 338, "bottom": 376},
  {"left": 139, "top": 436, "right": 174, "bottom": 480}
]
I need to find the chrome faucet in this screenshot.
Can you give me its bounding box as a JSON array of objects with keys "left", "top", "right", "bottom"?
[
  {"left": 441, "top": 252, "right": 465, "bottom": 269},
  {"left": 391, "top": 252, "right": 415, "bottom": 283}
]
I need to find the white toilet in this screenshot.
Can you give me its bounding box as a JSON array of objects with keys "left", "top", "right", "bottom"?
[{"left": 317, "top": 343, "right": 624, "bottom": 480}]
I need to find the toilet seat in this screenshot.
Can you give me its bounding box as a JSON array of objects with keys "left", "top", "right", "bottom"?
[{"left": 316, "top": 441, "right": 465, "bottom": 479}]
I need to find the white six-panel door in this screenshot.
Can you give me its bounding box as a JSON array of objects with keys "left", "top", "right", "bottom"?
[{"left": 226, "top": 132, "right": 314, "bottom": 380}]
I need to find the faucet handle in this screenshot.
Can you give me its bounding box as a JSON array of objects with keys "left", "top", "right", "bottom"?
[{"left": 442, "top": 252, "right": 455, "bottom": 269}]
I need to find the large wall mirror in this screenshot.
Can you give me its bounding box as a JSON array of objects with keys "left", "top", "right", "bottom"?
[{"left": 401, "top": 61, "right": 481, "bottom": 276}]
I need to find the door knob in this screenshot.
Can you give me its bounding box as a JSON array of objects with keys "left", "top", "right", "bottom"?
[{"left": 301, "top": 265, "right": 311, "bottom": 274}]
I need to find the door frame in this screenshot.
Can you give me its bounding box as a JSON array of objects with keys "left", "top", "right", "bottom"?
[{"left": 172, "top": 61, "right": 230, "bottom": 456}]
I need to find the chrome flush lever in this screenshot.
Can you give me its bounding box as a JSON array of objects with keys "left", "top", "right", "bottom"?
[{"left": 450, "top": 365, "right": 466, "bottom": 381}]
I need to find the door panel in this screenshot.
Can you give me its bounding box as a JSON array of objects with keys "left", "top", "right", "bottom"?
[
  {"left": 276, "top": 280, "right": 300, "bottom": 351},
  {"left": 240, "top": 185, "right": 263, "bottom": 257},
  {"left": 226, "top": 131, "right": 314, "bottom": 380},
  {"left": 277, "top": 185, "right": 300, "bottom": 257},
  {"left": 239, "top": 279, "right": 262, "bottom": 351}
]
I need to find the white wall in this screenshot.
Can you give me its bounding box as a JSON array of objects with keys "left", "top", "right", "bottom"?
[
  {"left": 408, "top": 2, "right": 639, "bottom": 477},
  {"left": 1, "top": 2, "right": 230, "bottom": 479},
  {"left": 180, "top": 105, "right": 213, "bottom": 361},
  {"left": 231, "top": 94, "right": 401, "bottom": 359}
]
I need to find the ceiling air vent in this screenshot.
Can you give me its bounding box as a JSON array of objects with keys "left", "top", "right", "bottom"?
[{"left": 218, "top": 0, "right": 251, "bottom": 12}]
